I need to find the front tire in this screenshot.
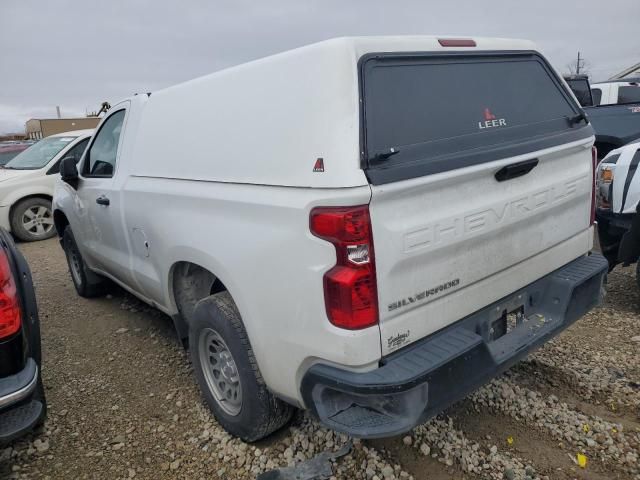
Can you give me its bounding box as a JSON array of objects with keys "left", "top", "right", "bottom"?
[
  {"left": 189, "top": 292, "right": 294, "bottom": 442},
  {"left": 10, "top": 198, "right": 56, "bottom": 242},
  {"left": 62, "top": 226, "right": 108, "bottom": 297}
]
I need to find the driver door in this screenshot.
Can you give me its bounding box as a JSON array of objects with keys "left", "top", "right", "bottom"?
[{"left": 74, "top": 107, "right": 133, "bottom": 285}]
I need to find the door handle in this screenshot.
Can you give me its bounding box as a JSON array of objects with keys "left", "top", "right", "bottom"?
[
  {"left": 495, "top": 158, "right": 539, "bottom": 182},
  {"left": 96, "top": 196, "right": 110, "bottom": 206}
]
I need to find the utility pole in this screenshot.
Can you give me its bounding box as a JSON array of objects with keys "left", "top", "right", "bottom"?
[{"left": 576, "top": 52, "right": 583, "bottom": 75}]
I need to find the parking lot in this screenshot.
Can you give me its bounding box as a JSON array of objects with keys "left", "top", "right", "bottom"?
[{"left": 0, "top": 238, "right": 638, "bottom": 480}]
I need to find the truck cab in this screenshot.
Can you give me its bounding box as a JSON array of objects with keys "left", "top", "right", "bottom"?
[{"left": 564, "top": 75, "right": 640, "bottom": 158}]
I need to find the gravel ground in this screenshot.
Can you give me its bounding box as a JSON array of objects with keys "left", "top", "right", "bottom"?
[{"left": 1, "top": 238, "right": 639, "bottom": 480}]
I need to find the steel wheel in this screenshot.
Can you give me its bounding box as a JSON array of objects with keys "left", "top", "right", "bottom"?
[
  {"left": 198, "top": 328, "right": 243, "bottom": 416},
  {"left": 21, "top": 205, "right": 53, "bottom": 238}
]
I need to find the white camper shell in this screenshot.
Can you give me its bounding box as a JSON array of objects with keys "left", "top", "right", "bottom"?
[{"left": 53, "top": 36, "right": 607, "bottom": 441}]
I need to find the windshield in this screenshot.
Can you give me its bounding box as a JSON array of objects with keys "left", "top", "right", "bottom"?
[{"left": 4, "top": 136, "right": 77, "bottom": 170}]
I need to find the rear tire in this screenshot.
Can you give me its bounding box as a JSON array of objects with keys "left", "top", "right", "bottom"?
[
  {"left": 62, "top": 226, "right": 108, "bottom": 297},
  {"left": 189, "top": 292, "right": 294, "bottom": 442},
  {"left": 10, "top": 198, "right": 56, "bottom": 242}
]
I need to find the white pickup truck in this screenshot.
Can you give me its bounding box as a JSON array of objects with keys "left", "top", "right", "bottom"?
[
  {"left": 591, "top": 79, "right": 640, "bottom": 106},
  {"left": 596, "top": 140, "right": 640, "bottom": 283},
  {"left": 52, "top": 36, "right": 607, "bottom": 441}
]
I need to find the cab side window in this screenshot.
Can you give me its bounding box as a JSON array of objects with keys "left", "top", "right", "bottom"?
[
  {"left": 618, "top": 86, "right": 640, "bottom": 104},
  {"left": 83, "top": 110, "right": 125, "bottom": 177}
]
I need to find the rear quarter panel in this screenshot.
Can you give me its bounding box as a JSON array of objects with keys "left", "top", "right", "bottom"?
[{"left": 121, "top": 177, "right": 381, "bottom": 404}]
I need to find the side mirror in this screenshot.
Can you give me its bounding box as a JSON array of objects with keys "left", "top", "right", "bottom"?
[{"left": 60, "top": 156, "right": 79, "bottom": 189}]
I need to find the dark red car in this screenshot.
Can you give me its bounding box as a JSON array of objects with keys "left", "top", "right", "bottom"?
[{"left": 0, "top": 144, "right": 31, "bottom": 166}]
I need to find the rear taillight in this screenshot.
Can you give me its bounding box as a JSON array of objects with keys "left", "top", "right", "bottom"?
[
  {"left": 591, "top": 146, "right": 598, "bottom": 224},
  {"left": 310, "top": 205, "right": 378, "bottom": 330},
  {"left": 0, "top": 250, "right": 21, "bottom": 340}
]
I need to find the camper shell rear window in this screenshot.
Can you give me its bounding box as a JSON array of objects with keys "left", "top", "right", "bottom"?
[{"left": 360, "top": 51, "right": 594, "bottom": 185}]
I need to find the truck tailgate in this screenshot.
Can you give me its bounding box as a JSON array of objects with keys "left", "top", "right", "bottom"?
[{"left": 370, "top": 143, "right": 593, "bottom": 354}]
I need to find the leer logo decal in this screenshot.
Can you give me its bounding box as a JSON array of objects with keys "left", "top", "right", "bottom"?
[
  {"left": 478, "top": 108, "right": 507, "bottom": 130},
  {"left": 313, "top": 158, "right": 325, "bottom": 172}
]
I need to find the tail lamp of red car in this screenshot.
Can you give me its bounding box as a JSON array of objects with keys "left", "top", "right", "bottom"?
[
  {"left": 0, "top": 250, "right": 21, "bottom": 340},
  {"left": 310, "top": 205, "right": 379, "bottom": 330}
]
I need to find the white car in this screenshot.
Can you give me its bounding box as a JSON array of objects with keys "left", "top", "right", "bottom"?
[
  {"left": 0, "top": 130, "right": 92, "bottom": 241},
  {"left": 53, "top": 36, "right": 607, "bottom": 441},
  {"left": 591, "top": 80, "right": 640, "bottom": 106}
]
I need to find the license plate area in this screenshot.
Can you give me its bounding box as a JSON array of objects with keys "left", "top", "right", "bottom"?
[
  {"left": 483, "top": 291, "right": 531, "bottom": 343},
  {"left": 490, "top": 305, "right": 525, "bottom": 341}
]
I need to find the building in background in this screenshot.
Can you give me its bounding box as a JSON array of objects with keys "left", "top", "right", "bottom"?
[
  {"left": 609, "top": 62, "right": 640, "bottom": 80},
  {"left": 0, "top": 134, "right": 27, "bottom": 142},
  {"left": 25, "top": 117, "right": 99, "bottom": 139}
]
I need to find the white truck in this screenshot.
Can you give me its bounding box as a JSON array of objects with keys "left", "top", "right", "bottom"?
[
  {"left": 596, "top": 140, "right": 640, "bottom": 284},
  {"left": 591, "top": 79, "right": 640, "bottom": 106},
  {"left": 52, "top": 36, "right": 607, "bottom": 441}
]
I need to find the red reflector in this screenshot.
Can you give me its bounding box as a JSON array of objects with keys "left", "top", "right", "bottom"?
[
  {"left": 438, "top": 39, "right": 476, "bottom": 47},
  {"left": 310, "top": 206, "right": 378, "bottom": 330},
  {"left": 591, "top": 146, "right": 598, "bottom": 225},
  {"left": 0, "top": 250, "right": 21, "bottom": 340}
]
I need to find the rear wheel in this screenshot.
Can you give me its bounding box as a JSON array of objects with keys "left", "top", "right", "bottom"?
[
  {"left": 62, "top": 226, "right": 108, "bottom": 297},
  {"left": 189, "top": 292, "right": 294, "bottom": 441},
  {"left": 10, "top": 198, "right": 56, "bottom": 242}
]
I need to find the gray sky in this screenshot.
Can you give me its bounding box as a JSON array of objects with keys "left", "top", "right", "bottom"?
[{"left": 1, "top": 0, "right": 638, "bottom": 134}]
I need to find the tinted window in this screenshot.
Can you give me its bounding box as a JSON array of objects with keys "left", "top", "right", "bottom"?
[
  {"left": 84, "top": 110, "right": 125, "bottom": 177},
  {"left": 591, "top": 88, "right": 602, "bottom": 106},
  {"left": 362, "top": 53, "right": 585, "bottom": 183},
  {"left": 566, "top": 79, "right": 593, "bottom": 106},
  {"left": 48, "top": 138, "right": 90, "bottom": 174},
  {"left": 618, "top": 86, "right": 640, "bottom": 104}
]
